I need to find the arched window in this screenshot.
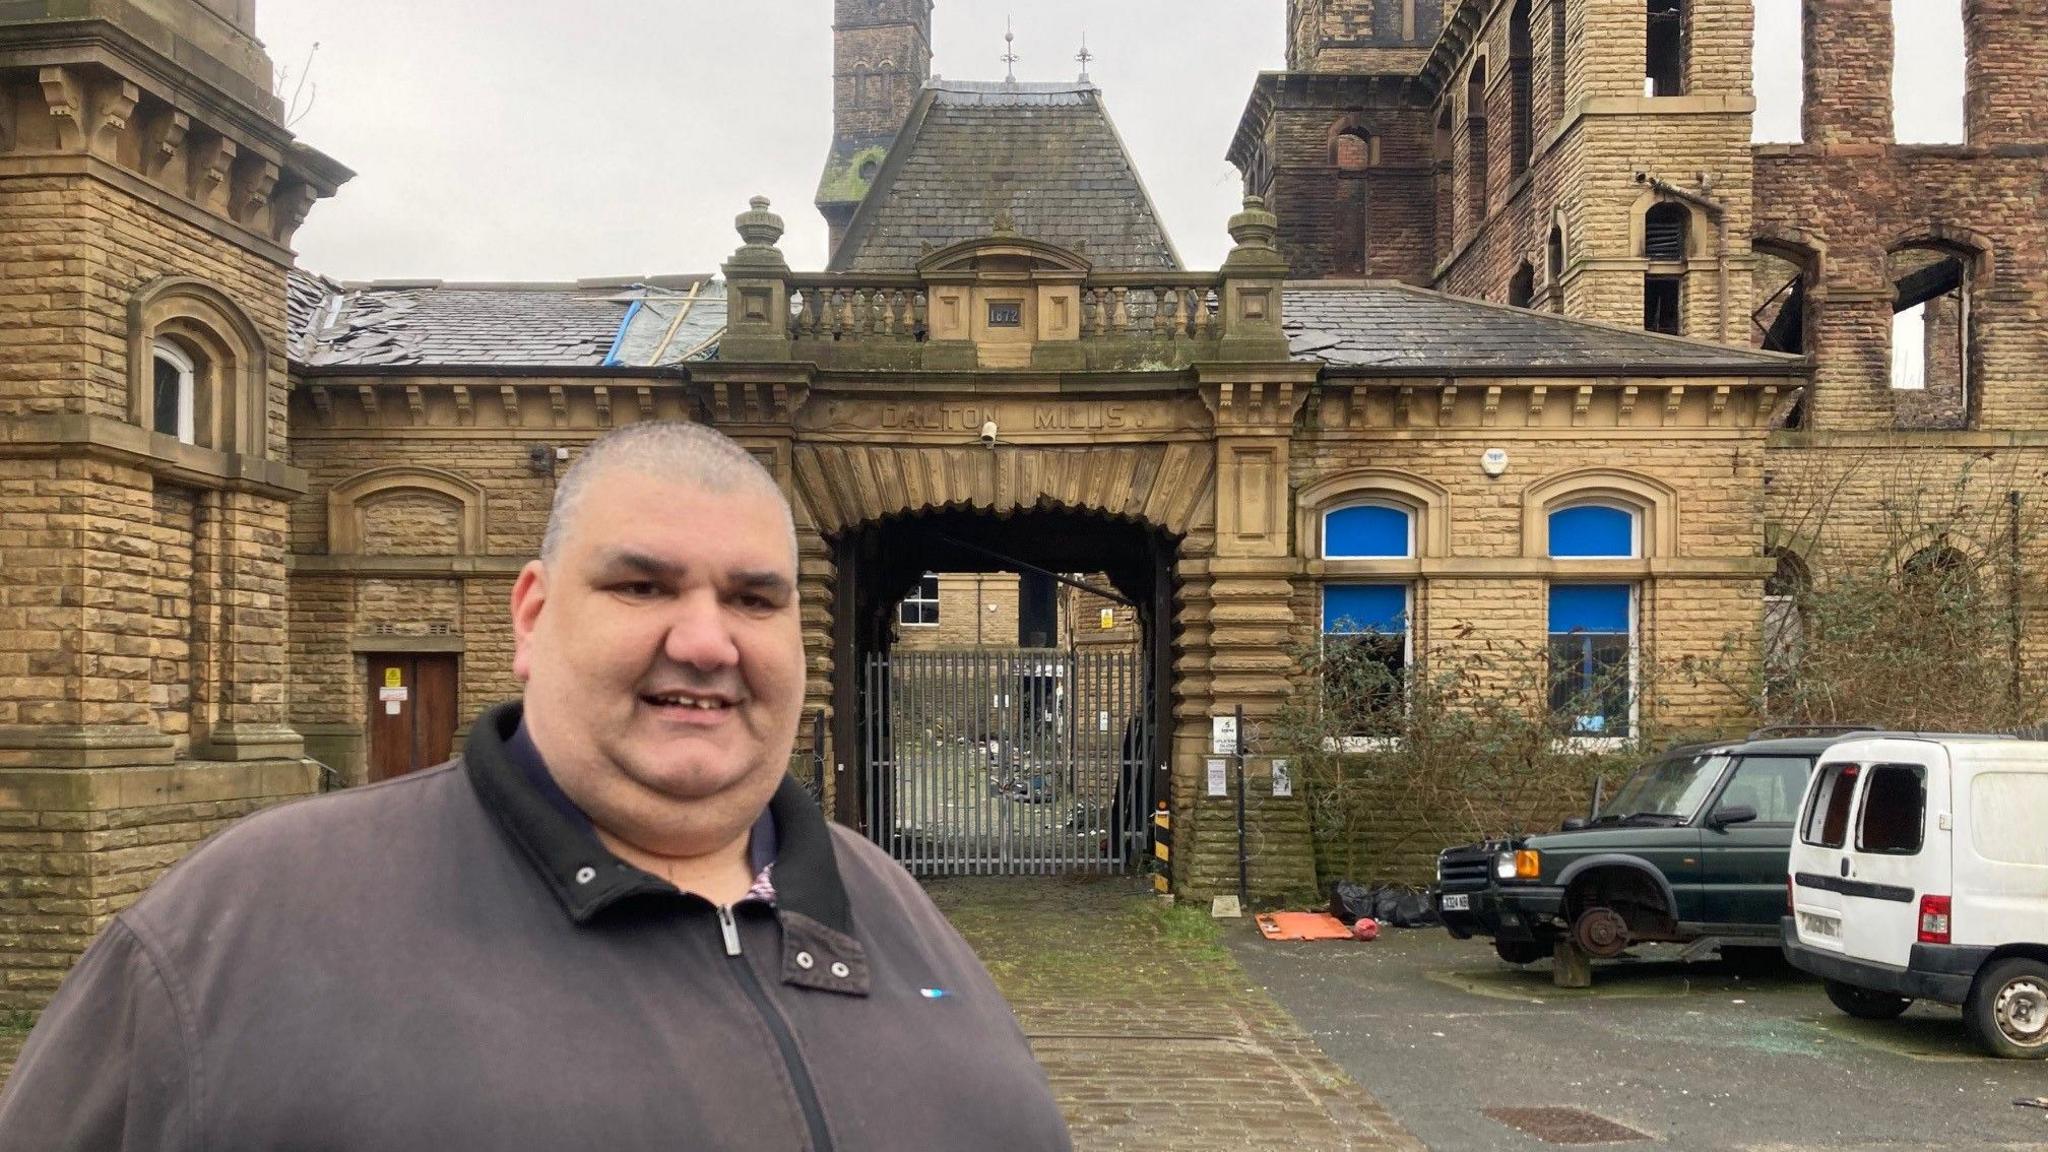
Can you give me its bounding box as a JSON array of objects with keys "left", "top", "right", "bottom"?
[
  {"left": 1464, "top": 58, "right": 1490, "bottom": 226},
  {"left": 1320, "top": 500, "right": 1418, "bottom": 735},
  {"left": 1642, "top": 199, "right": 1691, "bottom": 335},
  {"left": 1902, "top": 542, "right": 1975, "bottom": 598},
  {"left": 1547, "top": 223, "right": 1566, "bottom": 282},
  {"left": 1333, "top": 129, "right": 1375, "bottom": 171},
  {"left": 1548, "top": 502, "right": 1639, "bottom": 558},
  {"left": 1548, "top": 502, "right": 1640, "bottom": 737},
  {"left": 1509, "top": 0, "right": 1534, "bottom": 176},
  {"left": 1508, "top": 261, "right": 1536, "bottom": 309},
  {"left": 151, "top": 340, "right": 196, "bottom": 445}
]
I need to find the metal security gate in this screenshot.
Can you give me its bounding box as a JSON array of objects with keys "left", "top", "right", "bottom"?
[{"left": 864, "top": 647, "right": 1153, "bottom": 876}]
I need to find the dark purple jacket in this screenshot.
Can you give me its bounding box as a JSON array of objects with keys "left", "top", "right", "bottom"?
[{"left": 0, "top": 702, "right": 1071, "bottom": 1151}]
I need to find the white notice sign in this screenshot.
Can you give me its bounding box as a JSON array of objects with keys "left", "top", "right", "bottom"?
[
  {"left": 1271, "top": 758, "right": 1292, "bottom": 798},
  {"left": 378, "top": 686, "right": 409, "bottom": 703},
  {"left": 1210, "top": 715, "right": 1238, "bottom": 756},
  {"left": 384, "top": 700, "right": 401, "bottom": 715},
  {"left": 1206, "top": 758, "right": 1228, "bottom": 797}
]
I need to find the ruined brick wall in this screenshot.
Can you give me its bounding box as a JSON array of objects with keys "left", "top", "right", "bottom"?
[
  {"left": 1290, "top": 0, "right": 1445, "bottom": 72},
  {"left": 1261, "top": 97, "right": 1439, "bottom": 281},
  {"left": 832, "top": 0, "right": 931, "bottom": 138}
]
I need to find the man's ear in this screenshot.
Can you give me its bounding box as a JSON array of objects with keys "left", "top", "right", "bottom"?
[{"left": 510, "top": 560, "right": 548, "bottom": 683}]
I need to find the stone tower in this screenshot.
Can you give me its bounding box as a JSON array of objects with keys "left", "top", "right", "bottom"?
[
  {"left": 0, "top": 0, "right": 347, "bottom": 1006},
  {"left": 817, "top": 0, "right": 933, "bottom": 260}
]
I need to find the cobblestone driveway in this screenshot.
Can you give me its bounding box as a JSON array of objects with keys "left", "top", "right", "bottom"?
[{"left": 931, "top": 874, "right": 1423, "bottom": 1151}]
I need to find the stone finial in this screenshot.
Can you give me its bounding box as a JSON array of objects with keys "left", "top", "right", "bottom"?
[
  {"left": 1227, "top": 195, "right": 1280, "bottom": 253},
  {"left": 735, "top": 196, "right": 785, "bottom": 251}
]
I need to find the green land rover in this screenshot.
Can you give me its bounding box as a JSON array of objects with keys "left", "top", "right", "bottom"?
[{"left": 1436, "top": 734, "right": 1840, "bottom": 981}]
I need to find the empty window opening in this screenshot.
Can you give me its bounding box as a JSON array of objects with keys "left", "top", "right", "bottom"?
[
  {"left": 1750, "top": 0, "right": 1803, "bottom": 142},
  {"left": 1902, "top": 542, "right": 1975, "bottom": 602},
  {"left": 1508, "top": 261, "right": 1536, "bottom": 309},
  {"left": 1547, "top": 223, "right": 1565, "bottom": 282},
  {"left": 151, "top": 342, "right": 196, "bottom": 445},
  {"left": 1892, "top": 0, "right": 1966, "bottom": 144},
  {"left": 1751, "top": 245, "right": 1811, "bottom": 355},
  {"left": 1801, "top": 761, "right": 1860, "bottom": 848},
  {"left": 1323, "top": 584, "right": 1411, "bottom": 735},
  {"left": 1643, "top": 275, "right": 1682, "bottom": 334},
  {"left": 1643, "top": 201, "right": 1690, "bottom": 262},
  {"left": 1334, "top": 129, "right": 1376, "bottom": 172},
  {"left": 1646, "top": 0, "right": 1686, "bottom": 96},
  {"left": 1509, "top": 0, "right": 1534, "bottom": 175},
  {"left": 1887, "top": 245, "right": 1971, "bottom": 426},
  {"left": 1857, "top": 763, "right": 1926, "bottom": 855},
  {"left": 1465, "top": 59, "right": 1491, "bottom": 222}
]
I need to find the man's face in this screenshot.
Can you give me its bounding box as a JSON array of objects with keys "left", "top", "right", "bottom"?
[{"left": 511, "top": 467, "right": 804, "bottom": 858}]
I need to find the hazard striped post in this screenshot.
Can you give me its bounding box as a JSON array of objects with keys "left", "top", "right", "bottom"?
[{"left": 1150, "top": 804, "right": 1171, "bottom": 893}]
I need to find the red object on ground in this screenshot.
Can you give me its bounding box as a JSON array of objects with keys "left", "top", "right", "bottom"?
[
  {"left": 1255, "top": 912, "right": 1357, "bottom": 941},
  {"left": 1351, "top": 918, "right": 1380, "bottom": 941}
]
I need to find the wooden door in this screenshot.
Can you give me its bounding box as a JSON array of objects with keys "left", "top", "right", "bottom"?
[{"left": 367, "top": 654, "right": 460, "bottom": 782}]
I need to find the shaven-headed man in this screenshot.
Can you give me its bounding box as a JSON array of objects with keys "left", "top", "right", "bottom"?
[{"left": 0, "top": 421, "right": 1072, "bottom": 1152}]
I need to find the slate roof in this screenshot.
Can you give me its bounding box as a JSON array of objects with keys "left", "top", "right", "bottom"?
[
  {"left": 1284, "top": 283, "right": 1808, "bottom": 374},
  {"left": 286, "top": 269, "right": 723, "bottom": 369},
  {"left": 831, "top": 80, "right": 1181, "bottom": 274}
]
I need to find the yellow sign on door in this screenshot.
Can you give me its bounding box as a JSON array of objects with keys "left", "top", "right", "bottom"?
[
  {"left": 1098, "top": 607, "right": 1116, "bottom": 631},
  {"left": 384, "top": 667, "right": 403, "bottom": 689}
]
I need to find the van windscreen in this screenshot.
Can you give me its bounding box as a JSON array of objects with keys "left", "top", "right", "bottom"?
[{"left": 1802, "top": 761, "right": 1859, "bottom": 848}]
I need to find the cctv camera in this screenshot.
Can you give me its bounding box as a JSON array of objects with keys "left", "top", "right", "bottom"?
[{"left": 980, "top": 420, "right": 999, "bottom": 448}]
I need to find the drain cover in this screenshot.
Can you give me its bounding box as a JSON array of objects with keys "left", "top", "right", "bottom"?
[{"left": 1482, "top": 1107, "right": 1651, "bottom": 1145}]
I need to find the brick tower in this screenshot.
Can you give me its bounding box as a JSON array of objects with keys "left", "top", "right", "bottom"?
[
  {"left": 0, "top": 0, "right": 348, "bottom": 1005},
  {"left": 816, "top": 0, "right": 933, "bottom": 260}
]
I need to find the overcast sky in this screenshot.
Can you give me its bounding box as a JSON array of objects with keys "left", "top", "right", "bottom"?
[{"left": 254, "top": 1, "right": 1963, "bottom": 283}]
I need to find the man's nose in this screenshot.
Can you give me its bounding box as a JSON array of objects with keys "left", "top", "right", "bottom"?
[{"left": 661, "top": 590, "right": 741, "bottom": 671}]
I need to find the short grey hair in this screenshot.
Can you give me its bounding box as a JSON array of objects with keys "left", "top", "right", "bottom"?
[{"left": 540, "top": 421, "right": 797, "bottom": 564}]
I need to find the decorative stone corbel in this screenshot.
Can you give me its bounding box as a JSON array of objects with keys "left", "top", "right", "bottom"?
[
  {"left": 1572, "top": 384, "right": 1594, "bottom": 426},
  {"left": 404, "top": 384, "right": 425, "bottom": 424},
  {"left": 270, "top": 182, "right": 318, "bottom": 245},
  {"left": 189, "top": 133, "right": 236, "bottom": 212},
  {"left": 1395, "top": 384, "right": 1414, "bottom": 428},
  {"left": 500, "top": 385, "right": 521, "bottom": 424},
  {"left": 38, "top": 67, "right": 85, "bottom": 152},
  {"left": 1664, "top": 385, "right": 1686, "bottom": 423},
  {"left": 1527, "top": 384, "right": 1548, "bottom": 426},
  {"left": 355, "top": 384, "right": 377, "bottom": 419},
  {"left": 548, "top": 385, "right": 567, "bottom": 426},
  {"left": 1618, "top": 384, "right": 1639, "bottom": 424},
  {"left": 1438, "top": 384, "right": 1458, "bottom": 425},
  {"left": 636, "top": 386, "right": 655, "bottom": 421},
  {"left": 90, "top": 79, "right": 139, "bottom": 160},
  {"left": 1710, "top": 384, "right": 1731, "bottom": 424},
  {"left": 310, "top": 385, "right": 334, "bottom": 426},
  {"left": 230, "top": 155, "right": 279, "bottom": 224},
  {"left": 142, "top": 108, "right": 190, "bottom": 177},
  {"left": 1482, "top": 384, "right": 1502, "bottom": 426},
  {"left": 452, "top": 385, "right": 473, "bottom": 425},
  {"left": 593, "top": 385, "right": 612, "bottom": 427}
]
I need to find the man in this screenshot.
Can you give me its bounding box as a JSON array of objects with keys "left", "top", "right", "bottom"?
[{"left": 0, "top": 422, "right": 1072, "bottom": 1151}]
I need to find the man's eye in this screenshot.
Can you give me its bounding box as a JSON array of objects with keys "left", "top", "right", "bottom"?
[{"left": 616, "top": 581, "right": 663, "bottom": 598}]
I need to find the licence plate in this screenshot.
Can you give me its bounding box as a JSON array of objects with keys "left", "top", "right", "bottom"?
[
  {"left": 1800, "top": 911, "right": 1840, "bottom": 940},
  {"left": 1441, "top": 894, "right": 1471, "bottom": 912}
]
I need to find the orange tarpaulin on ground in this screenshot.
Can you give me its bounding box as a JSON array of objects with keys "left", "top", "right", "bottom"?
[{"left": 1254, "top": 912, "right": 1355, "bottom": 941}]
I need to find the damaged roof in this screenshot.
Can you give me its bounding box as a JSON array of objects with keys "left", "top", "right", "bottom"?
[
  {"left": 1284, "top": 283, "right": 1808, "bottom": 374},
  {"left": 286, "top": 269, "right": 725, "bottom": 369},
  {"left": 831, "top": 80, "right": 1181, "bottom": 274}
]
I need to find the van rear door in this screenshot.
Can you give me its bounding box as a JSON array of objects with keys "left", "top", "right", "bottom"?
[
  {"left": 1838, "top": 748, "right": 1944, "bottom": 969},
  {"left": 1790, "top": 759, "right": 1860, "bottom": 952}
]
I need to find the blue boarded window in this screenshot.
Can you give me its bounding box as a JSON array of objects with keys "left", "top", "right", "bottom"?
[
  {"left": 1323, "top": 583, "right": 1409, "bottom": 733},
  {"left": 1324, "top": 584, "right": 1409, "bottom": 636},
  {"left": 1548, "top": 583, "right": 1633, "bottom": 735},
  {"left": 1324, "top": 503, "right": 1413, "bottom": 559},
  {"left": 1548, "top": 503, "right": 1637, "bottom": 558}
]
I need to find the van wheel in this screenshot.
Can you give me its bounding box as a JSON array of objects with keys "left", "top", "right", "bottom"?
[
  {"left": 1824, "top": 979, "right": 1912, "bottom": 1020},
  {"left": 1494, "top": 938, "right": 1550, "bottom": 966},
  {"left": 1966, "top": 959, "right": 2048, "bottom": 1059}
]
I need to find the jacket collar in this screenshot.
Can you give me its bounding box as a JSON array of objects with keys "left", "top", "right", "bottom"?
[{"left": 463, "top": 700, "right": 857, "bottom": 944}]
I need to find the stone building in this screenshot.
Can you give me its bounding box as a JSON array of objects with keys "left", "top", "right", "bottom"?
[{"left": 0, "top": 0, "right": 2042, "bottom": 1003}]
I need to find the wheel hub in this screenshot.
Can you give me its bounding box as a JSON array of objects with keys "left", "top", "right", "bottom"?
[
  {"left": 1995, "top": 978, "right": 2048, "bottom": 1045},
  {"left": 1572, "top": 907, "right": 1630, "bottom": 958}
]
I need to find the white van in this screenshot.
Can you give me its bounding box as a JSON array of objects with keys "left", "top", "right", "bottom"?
[{"left": 1783, "top": 735, "right": 2048, "bottom": 1057}]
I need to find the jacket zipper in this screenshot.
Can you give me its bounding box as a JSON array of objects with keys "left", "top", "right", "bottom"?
[{"left": 718, "top": 904, "right": 835, "bottom": 1152}]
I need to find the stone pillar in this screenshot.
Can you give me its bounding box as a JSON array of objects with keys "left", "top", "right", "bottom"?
[
  {"left": 1801, "top": 0, "right": 1893, "bottom": 147},
  {"left": 720, "top": 197, "right": 794, "bottom": 364},
  {"left": 1962, "top": 0, "right": 2048, "bottom": 146},
  {"left": 1177, "top": 197, "right": 1320, "bottom": 901}
]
